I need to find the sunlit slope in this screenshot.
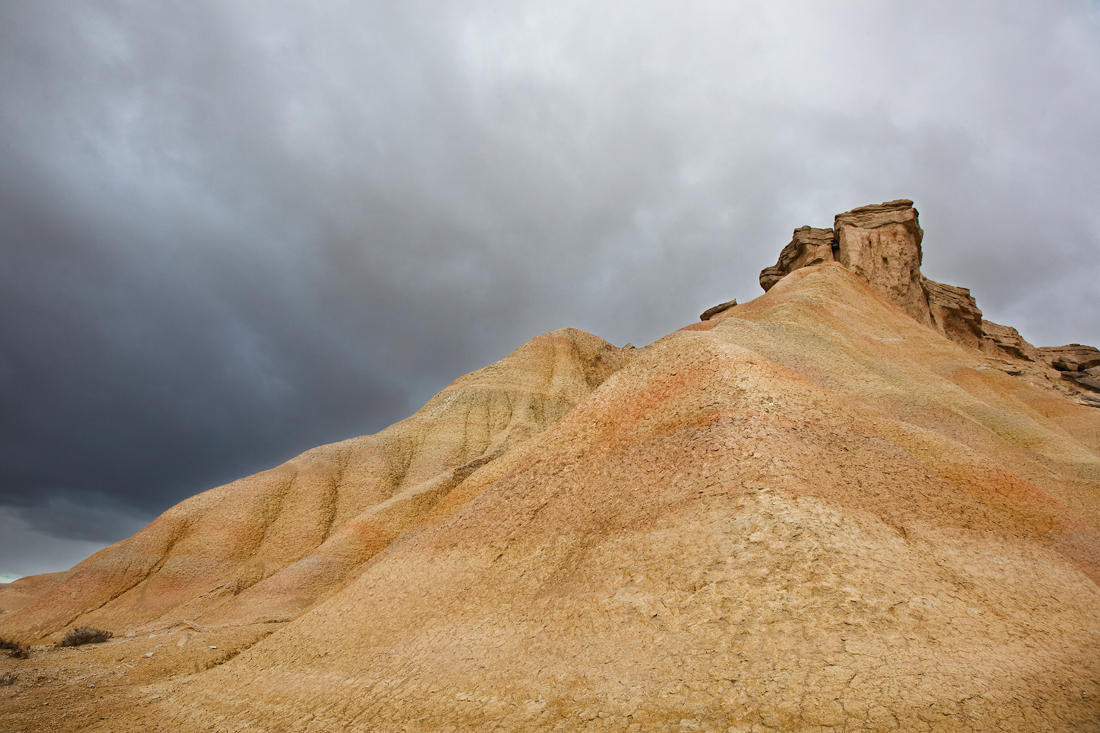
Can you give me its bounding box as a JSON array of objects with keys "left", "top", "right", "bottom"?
[
  {"left": 0, "top": 329, "right": 628, "bottom": 637},
  {"left": 134, "top": 264, "right": 1099, "bottom": 731}
]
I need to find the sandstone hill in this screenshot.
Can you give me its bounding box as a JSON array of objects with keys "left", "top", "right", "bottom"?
[{"left": 1, "top": 201, "right": 1097, "bottom": 731}]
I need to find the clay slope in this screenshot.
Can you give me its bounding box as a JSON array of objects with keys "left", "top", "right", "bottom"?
[
  {"left": 120, "top": 264, "right": 1099, "bottom": 731},
  {"left": 0, "top": 328, "right": 628, "bottom": 639}
]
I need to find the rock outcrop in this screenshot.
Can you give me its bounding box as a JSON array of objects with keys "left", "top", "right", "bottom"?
[
  {"left": 980, "top": 320, "right": 1043, "bottom": 363},
  {"left": 1040, "top": 344, "right": 1100, "bottom": 395},
  {"left": 832, "top": 200, "right": 930, "bottom": 324},
  {"left": 920, "top": 278, "right": 984, "bottom": 350},
  {"left": 760, "top": 201, "right": 928, "bottom": 324},
  {"left": 758, "top": 199, "right": 1098, "bottom": 402},
  {"left": 758, "top": 226, "right": 835, "bottom": 292},
  {"left": 1040, "top": 344, "right": 1100, "bottom": 373}
]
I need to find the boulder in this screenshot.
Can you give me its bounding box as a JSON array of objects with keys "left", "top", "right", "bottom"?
[{"left": 699, "top": 298, "right": 738, "bottom": 321}]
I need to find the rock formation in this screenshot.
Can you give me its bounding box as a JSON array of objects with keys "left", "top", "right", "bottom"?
[
  {"left": 1040, "top": 344, "right": 1100, "bottom": 372},
  {"left": 759, "top": 199, "right": 1099, "bottom": 404},
  {"left": 979, "top": 319, "right": 1043, "bottom": 363},
  {"left": 1041, "top": 344, "right": 1100, "bottom": 396},
  {"left": 920, "top": 278, "right": 984, "bottom": 350},
  {"left": 832, "top": 200, "right": 930, "bottom": 324},
  {"left": 2, "top": 202, "right": 1097, "bottom": 731},
  {"left": 758, "top": 226, "right": 835, "bottom": 292},
  {"left": 758, "top": 201, "right": 926, "bottom": 317}
]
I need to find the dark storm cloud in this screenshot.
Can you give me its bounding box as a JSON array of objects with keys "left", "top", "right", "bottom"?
[{"left": 1, "top": 1, "right": 1098, "bottom": 575}]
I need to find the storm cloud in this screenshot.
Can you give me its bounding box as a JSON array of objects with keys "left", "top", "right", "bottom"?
[{"left": 2, "top": 1, "right": 1098, "bottom": 578}]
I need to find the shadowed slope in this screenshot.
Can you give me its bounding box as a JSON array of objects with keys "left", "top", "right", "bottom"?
[
  {"left": 0, "top": 329, "right": 629, "bottom": 638},
  {"left": 121, "top": 264, "right": 1099, "bottom": 730}
]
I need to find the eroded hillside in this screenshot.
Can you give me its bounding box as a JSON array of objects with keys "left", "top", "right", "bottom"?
[
  {"left": 0, "top": 329, "right": 629, "bottom": 638},
  {"left": 1, "top": 201, "right": 1097, "bottom": 731},
  {"left": 119, "top": 265, "right": 1099, "bottom": 730}
]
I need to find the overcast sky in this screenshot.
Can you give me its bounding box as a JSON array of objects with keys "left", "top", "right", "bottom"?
[{"left": 1, "top": 1, "right": 1098, "bottom": 582}]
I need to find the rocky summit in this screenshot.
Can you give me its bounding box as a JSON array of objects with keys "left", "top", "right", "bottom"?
[
  {"left": 1, "top": 201, "right": 1098, "bottom": 731},
  {"left": 759, "top": 200, "right": 1100, "bottom": 408}
]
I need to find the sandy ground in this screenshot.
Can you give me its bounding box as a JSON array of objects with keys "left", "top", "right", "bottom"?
[{"left": 0, "top": 623, "right": 281, "bottom": 731}]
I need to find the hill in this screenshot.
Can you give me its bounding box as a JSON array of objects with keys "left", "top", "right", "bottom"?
[
  {"left": 0, "top": 329, "right": 628, "bottom": 637},
  {"left": 1, "top": 201, "right": 1097, "bottom": 730}
]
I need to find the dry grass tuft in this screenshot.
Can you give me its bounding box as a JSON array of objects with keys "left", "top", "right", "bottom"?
[{"left": 60, "top": 626, "right": 113, "bottom": 647}]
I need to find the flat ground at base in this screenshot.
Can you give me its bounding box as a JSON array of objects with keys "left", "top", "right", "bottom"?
[{"left": 0, "top": 624, "right": 282, "bottom": 731}]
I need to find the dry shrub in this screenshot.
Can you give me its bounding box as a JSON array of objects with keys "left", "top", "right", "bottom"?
[
  {"left": 0, "top": 637, "right": 28, "bottom": 659},
  {"left": 60, "top": 626, "right": 112, "bottom": 647}
]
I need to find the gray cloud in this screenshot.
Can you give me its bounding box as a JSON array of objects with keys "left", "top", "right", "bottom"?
[
  {"left": 0, "top": 507, "right": 115, "bottom": 582},
  {"left": 1, "top": 0, "right": 1098, "bottom": 577}
]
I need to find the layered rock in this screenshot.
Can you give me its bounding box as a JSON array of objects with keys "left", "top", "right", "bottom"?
[
  {"left": 759, "top": 226, "right": 835, "bottom": 292},
  {"left": 981, "top": 320, "right": 1043, "bottom": 363},
  {"left": 832, "top": 200, "right": 930, "bottom": 324},
  {"left": 103, "top": 263, "right": 1100, "bottom": 732},
  {"left": 1040, "top": 344, "right": 1100, "bottom": 394},
  {"left": 921, "top": 278, "right": 984, "bottom": 350},
  {"left": 1040, "top": 344, "right": 1100, "bottom": 373},
  {"left": 3, "top": 221, "right": 1100, "bottom": 731},
  {"left": 759, "top": 201, "right": 929, "bottom": 325}
]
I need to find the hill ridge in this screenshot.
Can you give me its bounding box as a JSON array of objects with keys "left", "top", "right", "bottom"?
[{"left": 0, "top": 328, "right": 629, "bottom": 636}]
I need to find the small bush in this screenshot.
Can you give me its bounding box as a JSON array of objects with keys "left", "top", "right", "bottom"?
[
  {"left": 0, "top": 637, "right": 28, "bottom": 659},
  {"left": 60, "top": 626, "right": 112, "bottom": 647},
  {"left": 0, "top": 672, "right": 15, "bottom": 686}
]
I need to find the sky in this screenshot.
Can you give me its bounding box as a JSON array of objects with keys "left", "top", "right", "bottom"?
[{"left": 1, "top": 1, "right": 1098, "bottom": 582}]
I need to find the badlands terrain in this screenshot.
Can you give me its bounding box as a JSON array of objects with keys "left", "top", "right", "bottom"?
[{"left": 1, "top": 201, "right": 1097, "bottom": 731}]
